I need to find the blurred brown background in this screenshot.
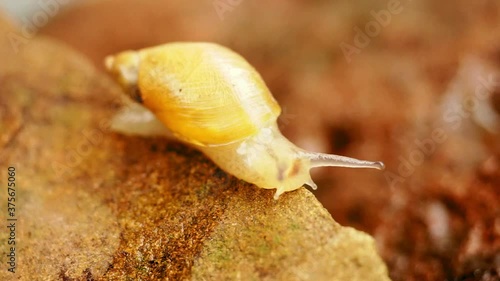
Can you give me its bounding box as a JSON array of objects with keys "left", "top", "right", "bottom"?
[{"left": 3, "top": 0, "right": 499, "bottom": 280}]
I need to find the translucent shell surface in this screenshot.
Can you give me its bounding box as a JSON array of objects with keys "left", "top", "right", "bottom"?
[{"left": 136, "top": 43, "right": 281, "bottom": 146}]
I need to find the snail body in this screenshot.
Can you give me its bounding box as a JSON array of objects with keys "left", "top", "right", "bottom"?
[{"left": 105, "top": 42, "right": 384, "bottom": 199}]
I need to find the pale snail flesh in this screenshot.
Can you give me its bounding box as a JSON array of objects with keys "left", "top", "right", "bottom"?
[{"left": 105, "top": 42, "right": 384, "bottom": 199}]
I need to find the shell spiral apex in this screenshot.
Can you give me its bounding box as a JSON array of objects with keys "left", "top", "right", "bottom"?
[{"left": 105, "top": 42, "right": 385, "bottom": 199}]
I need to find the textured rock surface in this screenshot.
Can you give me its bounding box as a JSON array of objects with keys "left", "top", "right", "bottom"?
[
  {"left": 38, "top": 1, "right": 500, "bottom": 280},
  {"left": 0, "top": 16, "right": 390, "bottom": 281}
]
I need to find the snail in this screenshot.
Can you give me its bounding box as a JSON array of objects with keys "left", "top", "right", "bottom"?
[{"left": 105, "top": 42, "right": 384, "bottom": 199}]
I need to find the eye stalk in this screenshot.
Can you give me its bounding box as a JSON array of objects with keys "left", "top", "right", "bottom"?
[{"left": 300, "top": 151, "right": 385, "bottom": 170}]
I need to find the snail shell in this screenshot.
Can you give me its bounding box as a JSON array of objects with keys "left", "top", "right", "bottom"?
[{"left": 105, "top": 42, "right": 384, "bottom": 199}]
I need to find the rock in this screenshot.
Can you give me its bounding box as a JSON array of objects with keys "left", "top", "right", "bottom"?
[
  {"left": 37, "top": 1, "right": 500, "bottom": 280},
  {"left": 0, "top": 15, "right": 390, "bottom": 281},
  {"left": 191, "top": 189, "right": 390, "bottom": 281}
]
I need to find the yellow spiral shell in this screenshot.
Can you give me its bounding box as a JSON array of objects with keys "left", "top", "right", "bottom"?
[{"left": 126, "top": 43, "right": 280, "bottom": 146}]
